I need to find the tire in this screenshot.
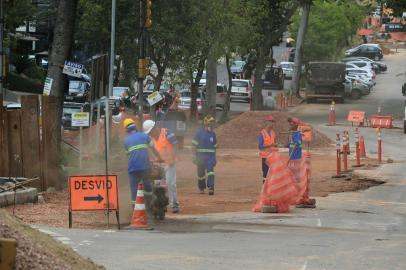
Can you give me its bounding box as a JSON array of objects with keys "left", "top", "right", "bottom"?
[
  {"left": 374, "top": 55, "right": 380, "bottom": 61},
  {"left": 350, "top": 89, "right": 362, "bottom": 100}
]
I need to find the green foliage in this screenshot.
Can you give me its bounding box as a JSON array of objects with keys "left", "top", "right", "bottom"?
[
  {"left": 23, "top": 65, "right": 46, "bottom": 83},
  {"left": 4, "top": 0, "right": 35, "bottom": 33},
  {"left": 290, "top": 0, "right": 367, "bottom": 62}
]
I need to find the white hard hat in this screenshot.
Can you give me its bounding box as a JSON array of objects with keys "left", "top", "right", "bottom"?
[{"left": 142, "top": 120, "right": 156, "bottom": 134}]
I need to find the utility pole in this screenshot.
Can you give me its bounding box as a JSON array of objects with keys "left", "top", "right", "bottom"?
[
  {"left": 291, "top": 0, "right": 311, "bottom": 97},
  {"left": 137, "top": 0, "right": 152, "bottom": 130},
  {"left": 0, "top": 0, "right": 4, "bottom": 99}
]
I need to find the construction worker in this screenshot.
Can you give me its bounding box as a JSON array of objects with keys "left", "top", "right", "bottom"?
[
  {"left": 123, "top": 118, "right": 163, "bottom": 212},
  {"left": 192, "top": 115, "right": 217, "bottom": 195},
  {"left": 143, "top": 120, "right": 180, "bottom": 213},
  {"left": 287, "top": 117, "right": 302, "bottom": 160},
  {"left": 258, "top": 115, "right": 277, "bottom": 183}
]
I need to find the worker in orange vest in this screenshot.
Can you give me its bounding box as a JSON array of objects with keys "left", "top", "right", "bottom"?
[
  {"left": 143, "top": 120, "right": 180, "bottom": 213},
  {"left": 258, "top": 115, "right": 277, "bottom": 183}
]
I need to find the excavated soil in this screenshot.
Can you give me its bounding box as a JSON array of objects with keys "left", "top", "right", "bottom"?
[
  {"left": 5, "top": 148, "right": 384, "bottom": 228},
  {"left": 216, "top": 111, "right": 333, "bottom": 149},
  {"left": 0, "top": 210, "right": 103, "bottom": 269}
]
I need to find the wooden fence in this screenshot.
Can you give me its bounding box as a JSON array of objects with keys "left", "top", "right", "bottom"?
[{"left": 0, "top": 95, "right": 59, "bottom": 191}]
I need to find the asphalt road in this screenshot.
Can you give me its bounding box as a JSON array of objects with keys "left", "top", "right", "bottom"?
[{"left": 34, "top": 50, "right": 406, "bottom": 270}]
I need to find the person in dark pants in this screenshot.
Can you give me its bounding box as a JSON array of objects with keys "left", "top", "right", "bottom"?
[
  {"left": 192, "top": 115, "right": 217, "bottom": 195},
  {"left": 123, "top": 118, "right": 163, "bottom": 215},
  {"left": 258, "top": 115, "right": 277, "bottom": 183}
]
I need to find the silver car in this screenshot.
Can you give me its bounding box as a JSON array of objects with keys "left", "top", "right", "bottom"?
[{"left": 344, "top": 78, "right": 370, "bottom": 100}]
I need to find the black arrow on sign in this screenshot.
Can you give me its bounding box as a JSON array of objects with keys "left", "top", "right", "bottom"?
[{"left": 84, "top": 194, "right": 104, "bottom": 203}]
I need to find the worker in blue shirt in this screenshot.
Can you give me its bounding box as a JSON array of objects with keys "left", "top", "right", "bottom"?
[
  {"left": 192, "top": 115, "right": 217, "bottom": 195},
  {"left": 287, "top": 117, "right": 302, "bottom": 160},
  {"left": 123, "top": 118, "right": 163, "bottom": 210}
]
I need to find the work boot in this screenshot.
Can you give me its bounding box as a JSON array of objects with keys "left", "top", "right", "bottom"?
[
  {"left": 144, "top": 194, "right": 155, "bottom": 225},
  {"left": 199, "top": 189, "right": 205, "bottom": 194},
  {"left": 261, "top": 205, "right": 277, "bottom": 213},
  {"left": 208, "top": 189, "right": 214, "bottom": 196}
]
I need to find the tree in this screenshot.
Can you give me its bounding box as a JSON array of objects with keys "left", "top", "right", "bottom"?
[{"left": 248, "top": 0, "right": 299, "bottom": 110}]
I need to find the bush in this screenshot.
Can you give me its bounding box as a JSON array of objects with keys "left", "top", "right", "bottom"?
[{"left": 23, "top": 65, "right": 46, "bottom": 83}]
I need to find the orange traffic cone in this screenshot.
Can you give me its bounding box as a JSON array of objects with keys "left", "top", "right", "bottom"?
[
  {"left": 359, "top": 136, "right": 366, "bottom": 158},
  {"left": 128, "top": 183, "right": 152, "bottom": 230}
]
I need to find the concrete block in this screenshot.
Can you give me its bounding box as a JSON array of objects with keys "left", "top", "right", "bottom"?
[{"left": 0, "top": 188, "right": 38, "bottom": 207}]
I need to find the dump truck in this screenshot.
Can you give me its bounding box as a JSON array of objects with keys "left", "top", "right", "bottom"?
[{"left": 306, "top": 62, "right": 346, "bottom": 103}]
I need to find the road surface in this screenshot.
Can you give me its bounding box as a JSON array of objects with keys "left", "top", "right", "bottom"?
[{"left": 33, "top": 50, "right": 406, "bottom": 269}]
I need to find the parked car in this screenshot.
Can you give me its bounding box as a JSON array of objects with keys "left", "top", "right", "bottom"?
[
  {"left": 345, "top": 44, "right": 383, "bottom": 61},
  {"left": 343, "top": 78, "right": 370, "bottom": 100},
  {"left": 199, "top": 83, "right": 227, "bottom": 109},
  {"left": 178, "top": 89, "right": 205, "bottom": 114},
  {"left": 193, "top": 71, "right": 207, "bottom": 86},
  {"left": 263, "top": 67, "right": 285, "bottom": 90},
  {"left": 230, "top": 60, "right": 246, "bottom": 77},
  {"left": 346, "top": 61, "right": 375, "bottom": 73},
  {"left": 112, "top": 86, "right": 131, "bottom": 107},
  {"left": 279, "top": 62, "right": 294, "bottom": 79},
  {"left": 230, "top": 79, "right": 252, "bottom": 102},
  {"left": 65, "top": 80, "right": 90, "bottom": 103},
  {"left": 346, "top": 74, "right": 374, "bottom": 89},
  {"left": 346, "top": 68, "right": 375, "bottom": 84},
  {"left": 342, "top": 57, "right": 387, "bottom": 73},
  {"left": 144, "top": 82, "right": 170, "bottom": 96}
]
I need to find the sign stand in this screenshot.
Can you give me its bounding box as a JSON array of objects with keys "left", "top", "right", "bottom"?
[{"left": 68, "top": 175, "right": 120, "bottom": 229}]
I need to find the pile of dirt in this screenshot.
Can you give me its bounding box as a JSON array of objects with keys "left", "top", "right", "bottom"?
[
  {"left": 215, "top": 111, "right": 333, "bottom": 149},
  {"left": 0, "top": 210, "right": 103, "bottom": 269}
]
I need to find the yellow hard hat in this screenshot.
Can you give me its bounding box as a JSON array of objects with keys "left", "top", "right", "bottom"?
[
  {"left": 123, "top": 118, "right": 135, "bottom": 129},
  {"left": 203, "top": 115, "right": 216, "bottom": 125}
]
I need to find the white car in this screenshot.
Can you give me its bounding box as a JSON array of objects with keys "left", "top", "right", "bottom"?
[
  {"left": 347, "top": 61, "right": 375, "bottom": 73},
  {"left": 193, "top": 71, "right": 207, "bottom": 86},
  {"left": 230, "top": 79, "right": 253, "bottom": 102},
  {"left": 230, "top": 60, "right": 246, "bottom": 76},
  {"left": 279, "top": 61, "right": 294, "bottom": 79},
  {"left": 346, "top": 68, "right": 375, "bottom": 82},
  {"left": 346, "top": 73, "right": 374, "bottom": 88},
  {"left": 199, "top": 83, "right": 227, "bottom": 109},
  {"left": 178, "top": 89, "right": 204, "bottom": 113}
]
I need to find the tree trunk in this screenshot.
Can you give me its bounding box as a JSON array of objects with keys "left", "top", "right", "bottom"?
[
  {"left": 45, "top": 0, "right": 78, "bottom": 187},
  {"left": 221, "top": 53, "right": 232, "bottom": 120},
  {"left": 291, "top": 0, "right": 311, "bottom": 97},
  {"left": 205, "top": 47, "right": 217, "bottom": 117},
  {"left": 252, "top": 40, "right": 270, "bottom": 110},
  {"left": 190, "top": 56, "right": 206, "bottom": 123}
]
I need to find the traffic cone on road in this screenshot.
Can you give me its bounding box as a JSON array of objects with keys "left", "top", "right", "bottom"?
[
  {"left": 359, "top": 136, "right": 366, "bottom": 158},
  {"left": 128, "top": 183, "right": 152, "bottom": 230}
]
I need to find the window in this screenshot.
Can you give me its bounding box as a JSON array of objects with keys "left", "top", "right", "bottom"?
[
  {"left": 217, "top": 86, "right": 225, "bottom": 93},
  {"left": 232, "top": 81, "right": 248, "bottom": 87}
]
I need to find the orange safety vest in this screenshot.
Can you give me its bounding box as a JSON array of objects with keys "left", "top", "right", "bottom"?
[
  {"left": 259, "top": 129, "right": 276, "bottom": 158},
  {"left": 152, "top": 128, "right": 175, "bottom": 164}
]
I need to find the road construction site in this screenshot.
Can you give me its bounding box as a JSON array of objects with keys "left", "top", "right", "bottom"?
[{"left": 2, "top": 48, "right": 405, "bottom": 270}]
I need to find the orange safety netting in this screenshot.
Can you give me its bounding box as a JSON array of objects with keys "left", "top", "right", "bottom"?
[{"left": 253, "top": 151, "right": 311, "bottom": 213}]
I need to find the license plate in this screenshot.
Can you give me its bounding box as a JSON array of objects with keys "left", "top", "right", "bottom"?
[
  {"left": 176, "top": 121, "right": 186, "bottom": 131},
  {"left": 66, "top": 96, "right": 74, "bottom": 100},
  {"left": 234, "top": 93, "right": 245, "bottom": 96}
]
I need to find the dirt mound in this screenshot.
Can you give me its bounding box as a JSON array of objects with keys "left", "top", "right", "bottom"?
[
  {"left": 215, "top": 111, "right": 333, "bottom": 149},
  {"left": 0, "top": 210, "right": 103, "bottom": 269}
]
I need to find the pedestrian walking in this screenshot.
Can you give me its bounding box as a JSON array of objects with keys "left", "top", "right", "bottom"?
[
  {"left": 192, "top": 115, "right": 217, "bottom": 195},
  {"left": 143, "top": 120, "right": 180, "bottom": 213},
  {"left": 258, "top": 115, "right": 277, "bottom": 183},
  {"left": 123, "top": 118, "right": 163, "bottom": 215}
]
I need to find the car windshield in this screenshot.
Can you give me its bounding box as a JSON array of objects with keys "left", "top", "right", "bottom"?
[
  {"left": 232, "top": 61, "right": 244, "bottom": 67},
  {"left": 63, "top": 107, "right": 81, "bottom": 114},
  {"left": 280, "top": 63, "right": 293, "bottom": 69},
  {"left": 232, "top": 81, "right": 248, "bottom": 87},
  {"left": 113, "top": 88, "right": 127, "bottom": 97},
  {"left": 69, "top": 81, "right": 86, "bottom": 91},
  {"left": 180, "top": 91, "right": 203, "bottom": 99}
]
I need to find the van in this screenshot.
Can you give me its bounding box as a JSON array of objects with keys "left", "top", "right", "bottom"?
[{"left": 230, "top": 79, "right": 252, "bottom": 102}]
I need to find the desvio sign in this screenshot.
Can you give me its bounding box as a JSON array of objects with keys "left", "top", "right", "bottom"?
[{"left": 69, "top": 175, "right": 118, "bottom": 211}]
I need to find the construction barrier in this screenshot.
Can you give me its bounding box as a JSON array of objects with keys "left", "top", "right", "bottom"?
[
  {"left": 377, "top": 128, "right": 382, "bottom": 163},
  {"left": 253, "top": 150, "right": 310, "bottom": 213},
  {"left": 353, "top": 128, "right": 362, "bottom": 167},
  {"left": 369, "top": 115, "right": 393, "bottom": 129},
  {"left": 342, "top": 131, "right": 349, "bottom": 172},
  {"left": 348, "top": 111, "right": 366, "bottom": 126},
  {"left": 335, "top": 133, "right": 342, "bottom": 177},
  {"left": 328, "top": 101, "right": 336, "bottom": 126},
  {"left": 359, "top": 135, "right": 366, "bottom": 158}
]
